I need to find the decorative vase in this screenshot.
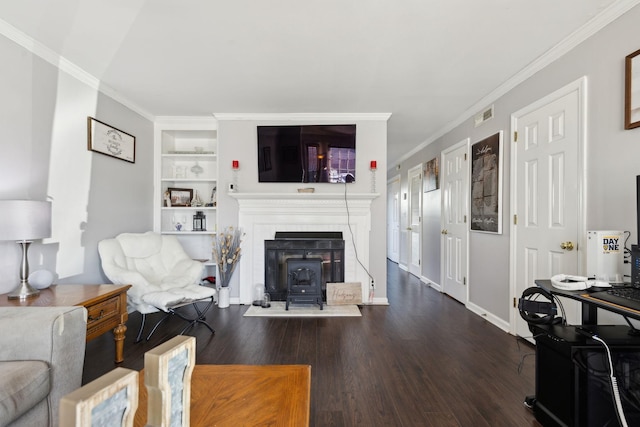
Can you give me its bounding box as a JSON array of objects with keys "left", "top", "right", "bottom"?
[{"left": 218, "top": 287, "right": 230, "bottom": 308}]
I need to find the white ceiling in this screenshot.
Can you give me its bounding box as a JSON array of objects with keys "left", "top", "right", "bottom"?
[{"left": 0, "top": 0, "right": 630, "bottom": 165}]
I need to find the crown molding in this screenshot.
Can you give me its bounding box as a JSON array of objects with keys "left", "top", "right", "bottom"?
[
  {"left": 0, "top": 18, "right": 155, "bottom": 122},
  {"left": 154, "top": 116, "right": 217, "bottom": 129},
  {"left": 213, "top": 113, "right": 392, "bottom": 121},
  {"left": 393, "top": 0, "right": 640, "bottom": 167}
]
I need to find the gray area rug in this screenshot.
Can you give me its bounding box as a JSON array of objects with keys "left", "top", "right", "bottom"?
[{"left": 243, "top": 301, "right": 361, "bottom": 317}]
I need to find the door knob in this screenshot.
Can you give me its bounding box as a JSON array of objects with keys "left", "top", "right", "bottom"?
[
  {"left": 441, "top": 229, "right": 448, "bottom": 235},
  {"left": 560, "top": 241, "right": 574, "bottom": 251},
  {"left": 407, "top": 227, "right": 412, "bottom": 231}
]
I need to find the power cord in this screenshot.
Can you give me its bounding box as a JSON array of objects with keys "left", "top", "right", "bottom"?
[
  {"left": 624, "top": 230, "right": 632, "bottom": 265},
  {"left": 577, "top": 328, "right": 629, "bottom": 427},
  {"left": 343, "top": 182, "right": 375, "bottom": 303}
]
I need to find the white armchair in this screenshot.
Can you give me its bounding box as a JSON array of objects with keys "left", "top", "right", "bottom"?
[{"left": 98, "top": 232, "right": 215, "bottom": 341}]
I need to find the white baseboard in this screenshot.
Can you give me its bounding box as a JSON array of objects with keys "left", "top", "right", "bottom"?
[
  {"left": 369, "top": 297, "right": 389, "bottom": 305},
  {"left": 230, "top": 297, "right": 390, "bottom": 306},
  {"left": 415, "top": 276, "right": 509, "bottom": 333},
  {"left": 421, "top": 275, "right": 442, "bottom": 292},
  {"left": 466, "top": 301, "right": 510, "bottom": 333}
]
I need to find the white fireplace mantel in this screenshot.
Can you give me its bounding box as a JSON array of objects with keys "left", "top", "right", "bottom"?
[
  {"left": 230, "top": 192, "right": 378, "bottom": 304},
  {"left": 229, "top": 192, "right": 379, "bottom": 200}
]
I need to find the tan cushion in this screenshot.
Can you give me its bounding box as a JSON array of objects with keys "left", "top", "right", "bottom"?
[{"left": 0, "top": 361, "right": 50, "bottom": 425}]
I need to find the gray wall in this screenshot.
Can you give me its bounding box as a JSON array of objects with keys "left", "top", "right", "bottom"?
[
  {"left": 0, "top": 34, "right": 153, "bottom": 293},
  {"left": 393, "top": 4, "right": 640, "bottom": 324}
]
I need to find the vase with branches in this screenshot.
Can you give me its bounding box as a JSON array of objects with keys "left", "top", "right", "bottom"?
[{"left": 212, "top": 226, "right": 243, "bottom": 288}]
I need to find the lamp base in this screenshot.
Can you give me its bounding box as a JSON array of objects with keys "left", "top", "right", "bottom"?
[{"left": 7, "top": 281, "right": 40, "bottom": 300}]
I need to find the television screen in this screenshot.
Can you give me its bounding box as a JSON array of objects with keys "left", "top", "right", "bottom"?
[{"left": 257, "top": 124, "right": 356, "bottom": 183}]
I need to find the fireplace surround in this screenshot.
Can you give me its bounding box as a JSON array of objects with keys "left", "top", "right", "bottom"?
[{"left": 231, "top": 193, "right": 376, "bottom": 304}]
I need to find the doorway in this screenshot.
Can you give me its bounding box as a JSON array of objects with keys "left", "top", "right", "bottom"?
[
  {"left": 510, "top": 77, "right": 586, "bottom": 338},
  {"left": 408, "top": 165, "right": 423, "bottom": 277},
  {"left": 387, "top": 175, "right": 401, "bottom": 263},
  {"left": 440, "top": 139, "right": 470, "bottom": 304}
]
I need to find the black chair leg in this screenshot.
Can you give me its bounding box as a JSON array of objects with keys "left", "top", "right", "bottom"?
[
  {"left": 145, "top": 312, "right": 173, "bottom": 341},
  {"left": 135, "top": 313, "right": 147, "bottom": 343},
  {"left": 174, "top": 298, "right": 215, "bottom": 335},
  {"left": 142, "top": 296, "right": 215, "bottom": 342}
]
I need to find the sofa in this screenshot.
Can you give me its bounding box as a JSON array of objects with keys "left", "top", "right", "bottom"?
[{"left": 0, "top": 306, "right": 87, "bottom": 427}]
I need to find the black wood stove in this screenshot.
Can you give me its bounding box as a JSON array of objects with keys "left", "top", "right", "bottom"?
[
  {"left": 264, "top": 231, "right": 345, "bottom": 302},
  {"left": 286, "top": 257, "right": 323, "bottom": 310}
]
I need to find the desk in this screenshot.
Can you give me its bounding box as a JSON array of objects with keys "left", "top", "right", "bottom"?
[
  {"left": 532, "top": 280, "right": 640, "bottom": 426},
  {"left": 134, "top": 364, "right": 311, "bottom": 427},
  {"left": 0, "top": 284, "right": 131, "bottom": 363},
  {"left": 535, "top": 279, "right": 640, "bottom": 324}
]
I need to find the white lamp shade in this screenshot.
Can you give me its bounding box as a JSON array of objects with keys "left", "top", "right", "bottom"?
[{"left": 0, "top": 200, "right": 52, "bottom": 241}]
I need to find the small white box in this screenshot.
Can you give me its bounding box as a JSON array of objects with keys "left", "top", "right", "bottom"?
[{"left": 586, "top": 230, "right": 624, "bottom": 282}]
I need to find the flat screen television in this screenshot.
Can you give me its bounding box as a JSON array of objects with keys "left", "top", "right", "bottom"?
[{"left": 257, "top": 124, "right": 356, "bottom": 183}]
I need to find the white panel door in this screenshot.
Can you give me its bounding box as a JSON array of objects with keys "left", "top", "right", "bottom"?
[
  {"left": 408, "top": 165, "right": 422, "bottom": 277},
  {"left": 511, "top": 79, "right": 585, "bottom": 338},
  {"left": 387, "top": 175, "right": 401, "bottom": 263},
  {"left": 441, "top": 140, "right": 469, "bottom": 304}
]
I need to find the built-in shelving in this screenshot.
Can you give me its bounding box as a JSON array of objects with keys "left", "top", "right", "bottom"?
[{"left": 154, "top": 118, "right": 218, "bottom": 270}]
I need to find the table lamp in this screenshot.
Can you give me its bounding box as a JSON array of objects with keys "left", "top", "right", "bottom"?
[{"left": 0, "top": 200, "right": 52, "bottom": 300}]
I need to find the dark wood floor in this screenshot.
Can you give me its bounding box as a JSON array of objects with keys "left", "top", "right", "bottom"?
[{"left": 83, "top": 260, "right": 542, "bottom": 426}]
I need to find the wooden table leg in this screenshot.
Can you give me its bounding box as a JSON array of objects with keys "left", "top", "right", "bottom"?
[{"left": 113, "top": 323, "right": 127, "bottom": 363}]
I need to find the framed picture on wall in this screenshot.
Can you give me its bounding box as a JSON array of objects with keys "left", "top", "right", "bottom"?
[
  {"left": 423, "top": 157, "right": 439, "bottom": 192},
  {"left": 625, "top": 48, "right": 640, "bottom": 129},
  {"left": 87, "top": 117, "right": 136, "bottom": 163},
  {"left": 470, "top": 131, "right": 503, "bottom": 234}
]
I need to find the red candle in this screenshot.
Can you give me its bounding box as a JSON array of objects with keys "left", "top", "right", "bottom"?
[
  {"left": 370, "top": 160, "right": 377, "bottom": 170},
  {"left": 232, "top": 160, "right": 239, "bottom": 169}
]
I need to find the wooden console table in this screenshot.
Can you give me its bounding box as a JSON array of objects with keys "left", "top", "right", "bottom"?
[
  {"left": 0, "top": 284, "right": 131, "bottom": 363},
  {"left": 134, "top": 364, "right": 311, "bottom": 426}
]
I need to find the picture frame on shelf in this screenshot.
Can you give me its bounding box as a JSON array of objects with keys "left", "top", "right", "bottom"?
[
  {"left": 168, "top": 187, "right": 193, "bottom": 207},
  {"left": 625, "top": 48, "right": 640, "bottom": 129},
  {"left": 87, "top": 117, "right": 136, "bottom": 163}
]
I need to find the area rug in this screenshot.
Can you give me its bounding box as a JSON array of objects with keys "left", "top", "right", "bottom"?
[{"left": 243, "top": 302, "right": 361, "bottom": 317}]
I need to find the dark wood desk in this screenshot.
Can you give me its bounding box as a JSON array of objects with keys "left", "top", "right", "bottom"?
[
  {"left": 533, "top": 279, "right": 640, "bottom": 426},
  {"left": 134, "top": 364, "right": 311, "bottom": 427},
  {"left": 535, "top": 279, "right": 640, "bottom": 323},
  {"left": 0, "top": 284, "right": 131, "bottom": 363}
]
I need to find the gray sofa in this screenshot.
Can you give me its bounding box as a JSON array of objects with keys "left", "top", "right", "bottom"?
[{"left": 0, "top": 306, "right": 87, "bottom": 427}]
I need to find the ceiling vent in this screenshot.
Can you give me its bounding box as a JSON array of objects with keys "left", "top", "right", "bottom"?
[{"left": 474, "top": 105, "right": 494, "bottom": 127}]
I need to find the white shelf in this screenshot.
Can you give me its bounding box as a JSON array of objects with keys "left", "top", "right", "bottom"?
[
  {"left": 162, "top": 155, "right": 218, "bottom": 161},
  {"left": 161, "top": 206, "right": 217, "bottom": 210},
  {"left": 161, "top": 178, "right": 217, "bottom": 183},
  {"left": 162, "top": 231, "right": 214, "bottom": 235},
  {"left": 228, "top": 192, "right": 380, "bottom": 200}
]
